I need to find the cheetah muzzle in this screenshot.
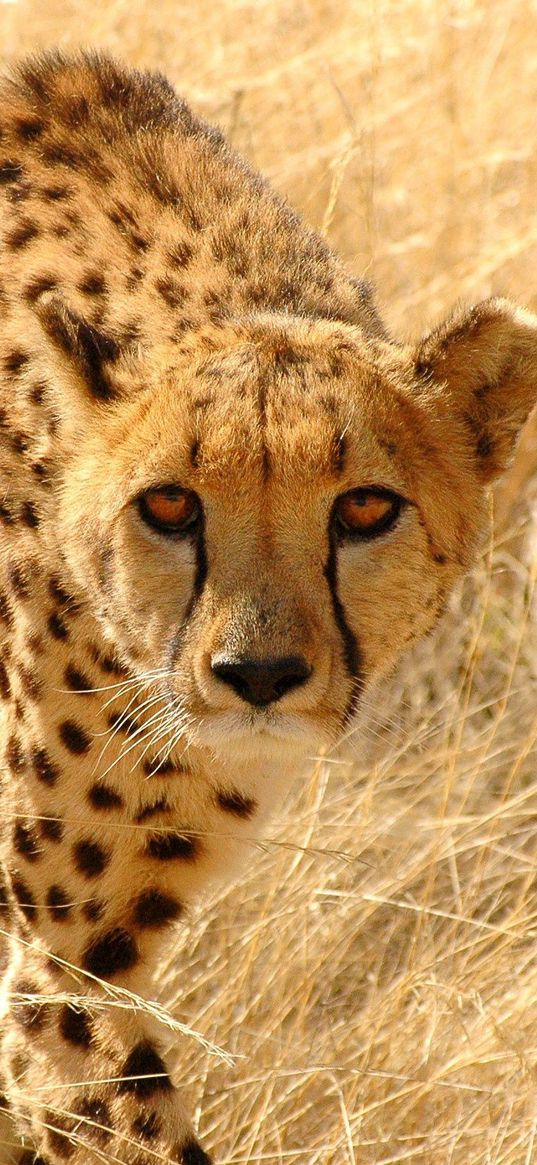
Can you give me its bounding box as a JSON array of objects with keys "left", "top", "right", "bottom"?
[{"left": 0, "top": 48, "right": 536, "bottom": 1164}]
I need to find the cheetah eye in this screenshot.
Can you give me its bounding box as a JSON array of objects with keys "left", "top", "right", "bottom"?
[
  {"left": 138, "top": 485, "right": 201, "bottom": 536},
  {"left": 333, "top": 487, "right": 405, "bottom": 539}
]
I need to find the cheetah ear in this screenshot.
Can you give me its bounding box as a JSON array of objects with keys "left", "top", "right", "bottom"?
[
  {"left": 35, "top": 297, "right": 120, "bottom": 406},
  {"left": 415, "top": 297, "right": 537, "bottom": 483}
]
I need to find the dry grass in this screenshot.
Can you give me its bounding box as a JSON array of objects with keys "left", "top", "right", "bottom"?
[{"left": 3, "top": 1, "right": 537, "bottom": 1161}]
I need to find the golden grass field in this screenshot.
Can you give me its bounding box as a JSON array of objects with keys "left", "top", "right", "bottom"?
[{"left": 3, "top": 0, "right": 537, "bottom": 1161}]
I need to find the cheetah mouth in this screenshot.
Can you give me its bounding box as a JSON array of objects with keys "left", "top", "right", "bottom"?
[{"left": 191, "top": 707, "right": 329, "bottom": 754}]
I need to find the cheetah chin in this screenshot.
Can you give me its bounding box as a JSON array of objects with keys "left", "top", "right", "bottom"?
[{"left": 1, "top": 49, "right": 537, "bottom": 1165}]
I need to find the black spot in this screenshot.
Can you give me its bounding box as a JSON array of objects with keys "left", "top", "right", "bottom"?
[
  {"left": 32, "top": 458, "right": 52, "bottom": 485},
  {"left": 64, "top": 664, "right": 92, "bottom": 691},
  {"left": 0, "top": 160, "right": 23, "bottom": 184},
  {"left": 46, "top": 885, "right": 73, "bottom": 919},
  {"left": 73, "top": 840, "right": 109, "bottom": 878},
  {"left": 11, "top": 876, "right": 37, "bottom": 920},
  {"left": 273, "top": 341, "right": 305, "bottom": 371},
  {"left": 48, "top": 611, "right": 68, "bottom": 640},
  {"left": 20, "top": 501, "right": 39, "bottom": 528},
  {"left": 13, "top": 979, "right": 49, "bottom": 1031},
  {"left": 59, "top": 1003, "right": 93, "bottom": 1047},
  {"left": 473, "top": 381, "right": 494, "bottom": 400},
  {"left": 134, "top": 797, "right": 169, "bottom": 822},
  {"left": 43, "top": 140, "right": 81, "bottom": 168},
  {"left": 0, "top": 591, "right": 13, "bottom": 628},
  {"left": 88, "top": 783, "right": 123, "bottom": 810},
  {"left": 17, "top": 662, "right": 42, "bottom": 699},
  {"left": 177, "top": 1139, "right": 213, "bottom": 1165},
  {"left": 13, "top": 822, "right": 40, "bottom": 862},
  {"left": 42, "top": 183, "right": 71, "bottom": 201},
  {"left": 0, "top": 657, "right": 10, "bottom": 700},
  {"left": 90, "top": 647, "right": 127, "bottom": 677},
  {"left": 45, "top": 1111, "right": 75, "bottom": 1158},
  {"left": 49, "top": 576, "right": 77, "bottom": 608},
  {"left": 476, "top": 433, "right": 493, "bottom": 459},
  {"left": 82, "top": 898, "right": 105, "bottom": 923},
  {"left": 83, "top": 927, "right": 138, "bottom": 978},
  {"left": 65, "top": 93, "right": 90, "bottom": 128},
  {"left": 171, "top": 316, "right": 196, "bottom": 340},
  {"left": 117, "top": 1041, "right": 172, "bottom": 1098},
  {"left": 59, "top": 720, "right": 91, "bottom": 754},
  {"left": 65, "top": 210, "right": 81, "bottom": 231},
  {"left": 6, "top": 182, "right": 29, "bottom": 206},
  {"left": 130, "top": 231, "right": 148, "bottom": 252},
  {"left": 40, "top": 815, "right": 64, "bottom": 843},
  {"left": 168, "top": 241, "right": 194, "bottom": 269},
  {"left": 30, "top": 380, "right": 47, "bottom": 405},
  {"left": 4, "top": 349, "right": 29, "bottom": 375},
  {"left": 132, "top": 889, "right": 183, "bottom": 928},
  {"left": 32, "top": 746, "right": 59, "bottom": 786},
  {"left": 433, "top": 552, "right": 447, "bottom": 565},
  {"left": 11, "top": 1049, "right": 29, "bottom": 1078},
  {"left": 7, "top": 734, "right": 25, "bottom": 772},
  {"left": 78, "top": 272, "right": 107, "bottom": 296},
  {"left": 107, "top": 710, "right": 139, "bottom": 736},
  {"left": 24, "top": 273, "right": 58, "bottom": 303},
  {"left": 143, "top": 757, "right": 176, "bottom": 777},
  {"left": 216, "top": 789, "right": 257, "bottom": 819},
  {"left": 15, "top": 117, "right": 45, "bottom": 142},
  {"left": 132, "top": 1110, "right": 161, "bottom": 1140},
  {"left": 37, "top": 300, "right": 120, "bottom": 402},
  {"left": 155, "top": 276, "right": 187, "bottom": 309},
  {"left": 75, "top": 1095, "right": 112, "bottom": 1142},
  {"left": 16, "top": 1152, "right": 42, "bottom": 1165},
  {"left": 11, "top": 430, "right": 30, "bottom": 456},
  {"left": 379, "top": 437, "right": 398, "bottom": 457},
  {"left": 146, "top": 832, "right": 199, "bottom": 862},
  {"left": 0, "top": 502, "right": 14, "bottom": 527},
  {"left": 108, "top": 207, "right": 133, "bottom": 230},
  {"left": 79, "top": 145, "right": 113, "bottom": 186},
  {"left": 25, "top": 630, "right": 44, "bottom": 654},
  {"left": 5, "top": 220, "right": 39, "bottom": 249},
  {"left": 8, "top": 563, "right": 31, "bottom": 599},
  {"left": 204, "top": 288, "right": 228, "bottom": 323}
]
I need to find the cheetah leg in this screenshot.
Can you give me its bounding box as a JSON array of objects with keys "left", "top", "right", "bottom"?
[
  {"left": 0, "top": 916, "right": 212, "bottom": 1165},
  {"left": 0, "top": 659, "right": 267, "bottom": 1163}
]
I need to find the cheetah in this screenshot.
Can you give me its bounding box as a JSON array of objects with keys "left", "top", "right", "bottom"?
[{"left": 0, "top": 47, "right": 535, "bottom": 1165}]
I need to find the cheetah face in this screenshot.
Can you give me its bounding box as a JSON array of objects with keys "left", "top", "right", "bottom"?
[{"left": 39, "top": 299, "right": 537, "bottom": 760}]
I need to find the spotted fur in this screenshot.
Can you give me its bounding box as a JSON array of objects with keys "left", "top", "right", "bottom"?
[{"left": 0, "top": 49, "right": 536, "bottom": 1164}]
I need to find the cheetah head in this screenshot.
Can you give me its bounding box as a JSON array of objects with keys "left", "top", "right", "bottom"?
[{"left": 36, "top": 297, "right": 537, "bottom": 763}]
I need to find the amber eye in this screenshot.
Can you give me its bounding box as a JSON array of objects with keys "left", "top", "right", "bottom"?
[
  {"left": 334, "top": 488, "right": 404, "bottom": 539},
  {"left": 138, "top": 485, "right": 201, "bottom": 535}
]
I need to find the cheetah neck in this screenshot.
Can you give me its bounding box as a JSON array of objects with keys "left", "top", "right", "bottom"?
[{"left": 2, "top": 562, "right": 303, "bottom": 990}]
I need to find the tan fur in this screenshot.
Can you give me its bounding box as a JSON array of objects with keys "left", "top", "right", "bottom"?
[{"left": 0, "top": 50, "right": 535, "bottom": 1164}]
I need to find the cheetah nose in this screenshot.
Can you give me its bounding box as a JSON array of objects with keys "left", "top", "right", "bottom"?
[{"left": 211, "top": 654, "right": 312, "bottom": 707}]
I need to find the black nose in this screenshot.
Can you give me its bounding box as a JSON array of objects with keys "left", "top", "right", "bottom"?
[{"left": 211, "top": 654, "right": 312, "bottom": 707}]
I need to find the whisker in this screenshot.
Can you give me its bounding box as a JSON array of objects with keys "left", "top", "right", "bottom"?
[
  {"left": 95, "top": 700, "right": 189, "bottom": 780},
  {"left": 94, "top": 685, "right": 172, "bottom": 771}
]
